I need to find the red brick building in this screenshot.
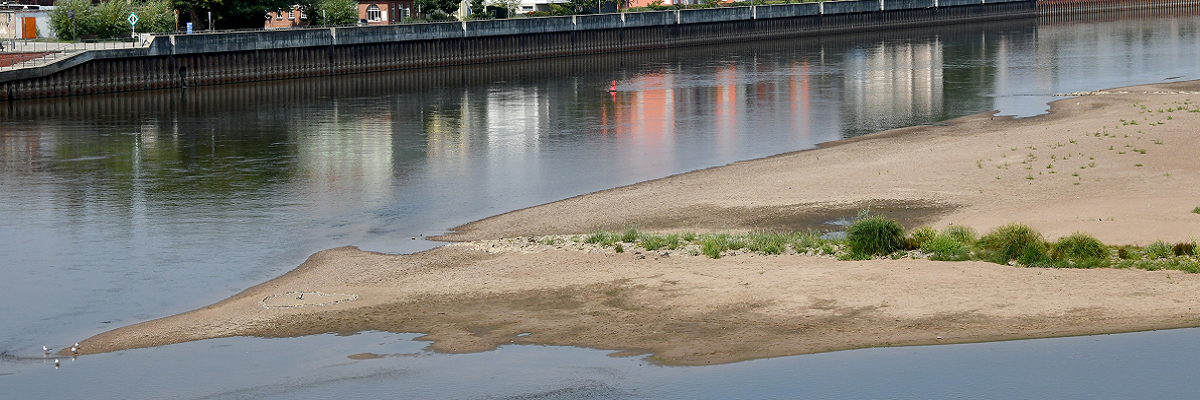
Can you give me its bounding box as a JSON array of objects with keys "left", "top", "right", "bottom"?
[
  {"left": 357, "top": 1, "right": 414, "bottom": 25},
  {"left": 264, "top": 6, "right": 309, "bottom": 29}
]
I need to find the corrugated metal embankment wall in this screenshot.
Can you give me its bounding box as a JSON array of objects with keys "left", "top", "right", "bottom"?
[{"left": 0, "top": 0, "right": 1055, "bottom": 100}]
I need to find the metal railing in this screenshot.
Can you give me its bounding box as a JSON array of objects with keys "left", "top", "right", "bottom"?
[{"left": 0, "top": 38, "right": 145, "bottom": 71}]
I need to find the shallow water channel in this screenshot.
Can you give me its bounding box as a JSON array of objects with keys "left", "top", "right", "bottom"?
[{"left": 3, "top": 12, "right": 1200, "bottom": 398}]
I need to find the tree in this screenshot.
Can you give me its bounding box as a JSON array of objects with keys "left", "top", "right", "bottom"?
[
  {"left": 490, "top": 0, "right": 522, "bottom": 18},
  {"left": 416, "top": 0, "right": 462, "bottom": 17},
  {"left": 51, "top": 0, "right": 174, "bottom": 40},
  {"left": 306, "top": 0, "right": 359, "bottom": 26}
]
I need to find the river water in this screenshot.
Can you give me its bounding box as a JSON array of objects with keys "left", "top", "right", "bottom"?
[{"left": 3, "top": 12, "right": 1200, "bottom": 398}]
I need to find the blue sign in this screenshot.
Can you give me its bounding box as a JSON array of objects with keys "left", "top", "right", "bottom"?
[{"left": 186, "top": 22, "right": 193, "bottom": 34}]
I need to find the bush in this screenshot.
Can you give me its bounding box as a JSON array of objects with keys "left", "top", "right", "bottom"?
[
  {"left": 746, "top": 231, "right": 789, "bottom": 255},
  {"left": 979, "top": 223, "right": 1047, "bottom": 265},
  {"left": 1145, "top": 240, "right": 1173, "bottom": 259},
  {"left": 943, "top": 225, "right": 978, "bottom": 245},
  {"left": 620, "top": 227, "right": 640, "bottom": 243},
  {"left": 1052, "top": 232, "right": 1108, "bottom": 261},
  {"left": 1173, "top": 242, "right": 1195, "bottom": 257},
  {"left": 908, "top": 226, "right": 937, "bottom": 248},
  {"left": 846, "top": 216, "right": 905, "bottom": 259},
  {"left": 921, "top": 234, "right": 971, "bottom": 261}
]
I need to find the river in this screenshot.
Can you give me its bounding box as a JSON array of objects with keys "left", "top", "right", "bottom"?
[{"left": 2, "top": 11, "right": 1200, "bottom": 398}]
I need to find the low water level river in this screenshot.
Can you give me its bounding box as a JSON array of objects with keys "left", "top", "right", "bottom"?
[{"left": 3, "top": 12, "right": 1200, "bottom": 398}]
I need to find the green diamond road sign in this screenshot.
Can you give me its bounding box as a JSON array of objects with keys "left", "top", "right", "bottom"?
[{"left": 128, "top": 13, "right": 139, "bottom": 26}]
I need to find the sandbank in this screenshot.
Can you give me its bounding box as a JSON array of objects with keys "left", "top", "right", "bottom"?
[{"left": 73, "top": 81, "right": 1200, "bottom": 364}]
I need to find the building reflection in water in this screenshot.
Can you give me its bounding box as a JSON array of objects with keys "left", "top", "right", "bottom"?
[{"left": 842, "top": 38, "right": 944, "bottom": 135}]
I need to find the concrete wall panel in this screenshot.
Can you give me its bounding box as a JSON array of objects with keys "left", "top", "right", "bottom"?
[
  {"left": 622, "top": 11, "right": 676, "bottom": 28},
  {"left": 465, "top": 16, "right": 575, "bottom": 37},
  {"left": 754, "top": 3, "right": 822, "bottom": 19},
  {"left": 335, "top": 22, "right": 462, "bottom": 44},
  {"left": 938, "top": 0, "right": 983, "bottom": 6},
  {"left": 884, "top": 0, "right": 935, "bottom": 10},
  {"left": 574, "top": 14, "right": 624, "bottom": 30},
  {"left": 171, "top": 29, "right": 333, "bottom": 54},
  {"left": 678, "top": 7, "right": 753, "bottom": 24},
  {"left": 823, "top": 0, "right": 882, "bottom": 14}
]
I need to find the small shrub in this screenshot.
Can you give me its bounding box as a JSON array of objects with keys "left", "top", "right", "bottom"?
[
  {"left": 979, "top": 223, "right": 1047, "bottom": 265},
  {"left": 791, "top": 230, "right": 822, "bottom": 251},
  {"left": 1192, "top": 206, "right": 1200, "bottom": 214},
  {"left": 1145, "top": 240, "right": 1173, "bottom": 259},
  {"left": 943, "top": 225, "right": 978, "bottom": 245},
  {"left": 1173, "top": 242, "right": 1195, "bottom": 257},
  {"left": 701, "top": 236, "right": 724, "bottom": 259},
  {"left": 1018, "top": 241, "right": 1052, "bottom": 266},
  {"left": 921, "top": 234, "right": 971, "bottom": 261},
  {"left": 614, "top": 243, "right": 624, "bottom": 253},
  {"left": 641, "top": 234, "right": 667, "bottom": 251},
  {"left": 846, "top": 216, "right": 905, "bottom": 259},
  {"left": 584, "top": 231, "right": 610, "bottom": 245},
  {"left": 1052, "top": 232, "right": 1108, "bottom": 261},
  {"left": 908, "top": 226, "right": 937, "bottom": 248},
  {"left": 620, "top": 227, "right": 640, "bottom": 243},
  {"left": 681, "top": 232, "right": 697, "bottom": 242},
  {"left": 747, "top": 231, "right": 789, "bottom": 255}
]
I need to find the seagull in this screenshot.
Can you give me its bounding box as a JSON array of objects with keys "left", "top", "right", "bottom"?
[
  {"left": 54, "top": 359, "right": 60, "bottom": 369},
  {"left": 71, "top": 346, "right": 77, "bottom": 354},
  {"left": 43, "top": 345, "right": 50, "bottom": 353}
]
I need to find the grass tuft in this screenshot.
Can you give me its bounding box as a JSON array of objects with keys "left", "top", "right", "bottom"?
[
  {"left": 979, "top": 223, "right": 1047, "bottom": 265},
  {"left": 908, "top": 226, "right": 937, "bottom": 249},
  {"left": 1051, "top": 232, "right": 1108, "bottom": 267},
  {"left": 1145, "top": 240, "right": 1173, "bottom": 259},
  {"left": 846, "top": 216, "right": 905, "bottom": 260}
]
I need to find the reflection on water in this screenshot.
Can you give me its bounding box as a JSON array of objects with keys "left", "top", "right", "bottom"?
[{"left": 4, "top": 12, "right": 1200, "bottom": 398}]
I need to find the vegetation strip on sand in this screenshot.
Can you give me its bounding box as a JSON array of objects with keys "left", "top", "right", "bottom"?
[{"left": 73, "top": 81, "right": 1200, "bottom": 365}]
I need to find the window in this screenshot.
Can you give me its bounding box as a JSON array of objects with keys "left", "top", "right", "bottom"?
[
  {"left": 301, "top": 10, "right": 307, "bottom": 19},
  {"left": 367, "top": 5, "right": 381, "bottom": 21},
  {"left": 276, "top": 10, "right": 283, "bottom": 20},
  {"left": 289, "top": 10, "right": 295, "bottom": 20}
]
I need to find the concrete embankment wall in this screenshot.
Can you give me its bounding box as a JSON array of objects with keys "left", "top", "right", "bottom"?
[{"left": 0, "top": 0, "right": 1038, "bottom": 100}]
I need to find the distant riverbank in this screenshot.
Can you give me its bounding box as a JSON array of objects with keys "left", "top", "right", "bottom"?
[{"left": 76, "top": 80, "right": 1200, "bottom": 365}]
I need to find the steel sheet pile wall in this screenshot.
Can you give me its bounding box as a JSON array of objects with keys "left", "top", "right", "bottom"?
[{"left": 3, "top": 0, "right": 1043, "bottom": 100}]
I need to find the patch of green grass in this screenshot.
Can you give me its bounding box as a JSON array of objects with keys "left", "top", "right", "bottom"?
[
  {"left": 620, "top": 227, "right": 640, "bottom": 243},
  {"left": 746, "top": 231, "right": 791, "bottom": 255},
  {"left": 584, "top": 231, "right": 617, "bottom": 247},
  {"left": 846, "top": 216, "right": 905, "bottom": 260},
  {"left": 908, "top": 226, "right": 937, "bottom": 249},
  {"left": 699, "top": 233, "right": 746, "bottom": 259},
  {"left": 1051, "top": 232, "right": 1108, "bottom": 267},
  {"left": 922, "top": 234, "right": 971, "bottom": 261},
  {"left": 1145, "top": 240, "right": 1174, "bottom": 259},
  {"left": 979, "top": 223, "right": 1048, "bottom": 266},
  {"left": 943, "top": 225, "right": 978, "bottom": 245},
  {"left": 1192, "top": 206, "right": 1200, "bottom": 214}
]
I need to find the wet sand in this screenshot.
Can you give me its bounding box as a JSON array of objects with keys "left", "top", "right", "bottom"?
[{"left": 74, "top": 81, "right": 1200, "bottom": 364}]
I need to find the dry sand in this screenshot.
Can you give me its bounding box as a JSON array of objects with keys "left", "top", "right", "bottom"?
[{"left": 73, "top": 81, "right": 1200, "bottom": 364}]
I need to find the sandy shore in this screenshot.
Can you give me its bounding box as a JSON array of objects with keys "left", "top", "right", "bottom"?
[{"left": 74, "top": 81, "right": 1200, "bottom": 364}]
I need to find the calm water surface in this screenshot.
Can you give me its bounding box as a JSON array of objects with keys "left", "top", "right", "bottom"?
[{"left": 3, "top": 12, "right": 1200, "bottom": 398}]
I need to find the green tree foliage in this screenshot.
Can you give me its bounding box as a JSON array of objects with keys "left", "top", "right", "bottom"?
[
  {"left": 416, "top": 0, "right": 463, "bottom": 16},
  {"left": 307, "top": 0, "right": 359, "bottom": 26},
  {"left": 51, "top": 0, "right": 174, "bottom": 40}
]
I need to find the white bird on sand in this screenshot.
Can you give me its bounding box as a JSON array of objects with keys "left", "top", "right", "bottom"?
[
  {"left": 75, "top": 342, "right": 80, "bottom": 348},
  {"left": 71, "top": 346, "right": 78, "bottom": 354}
]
